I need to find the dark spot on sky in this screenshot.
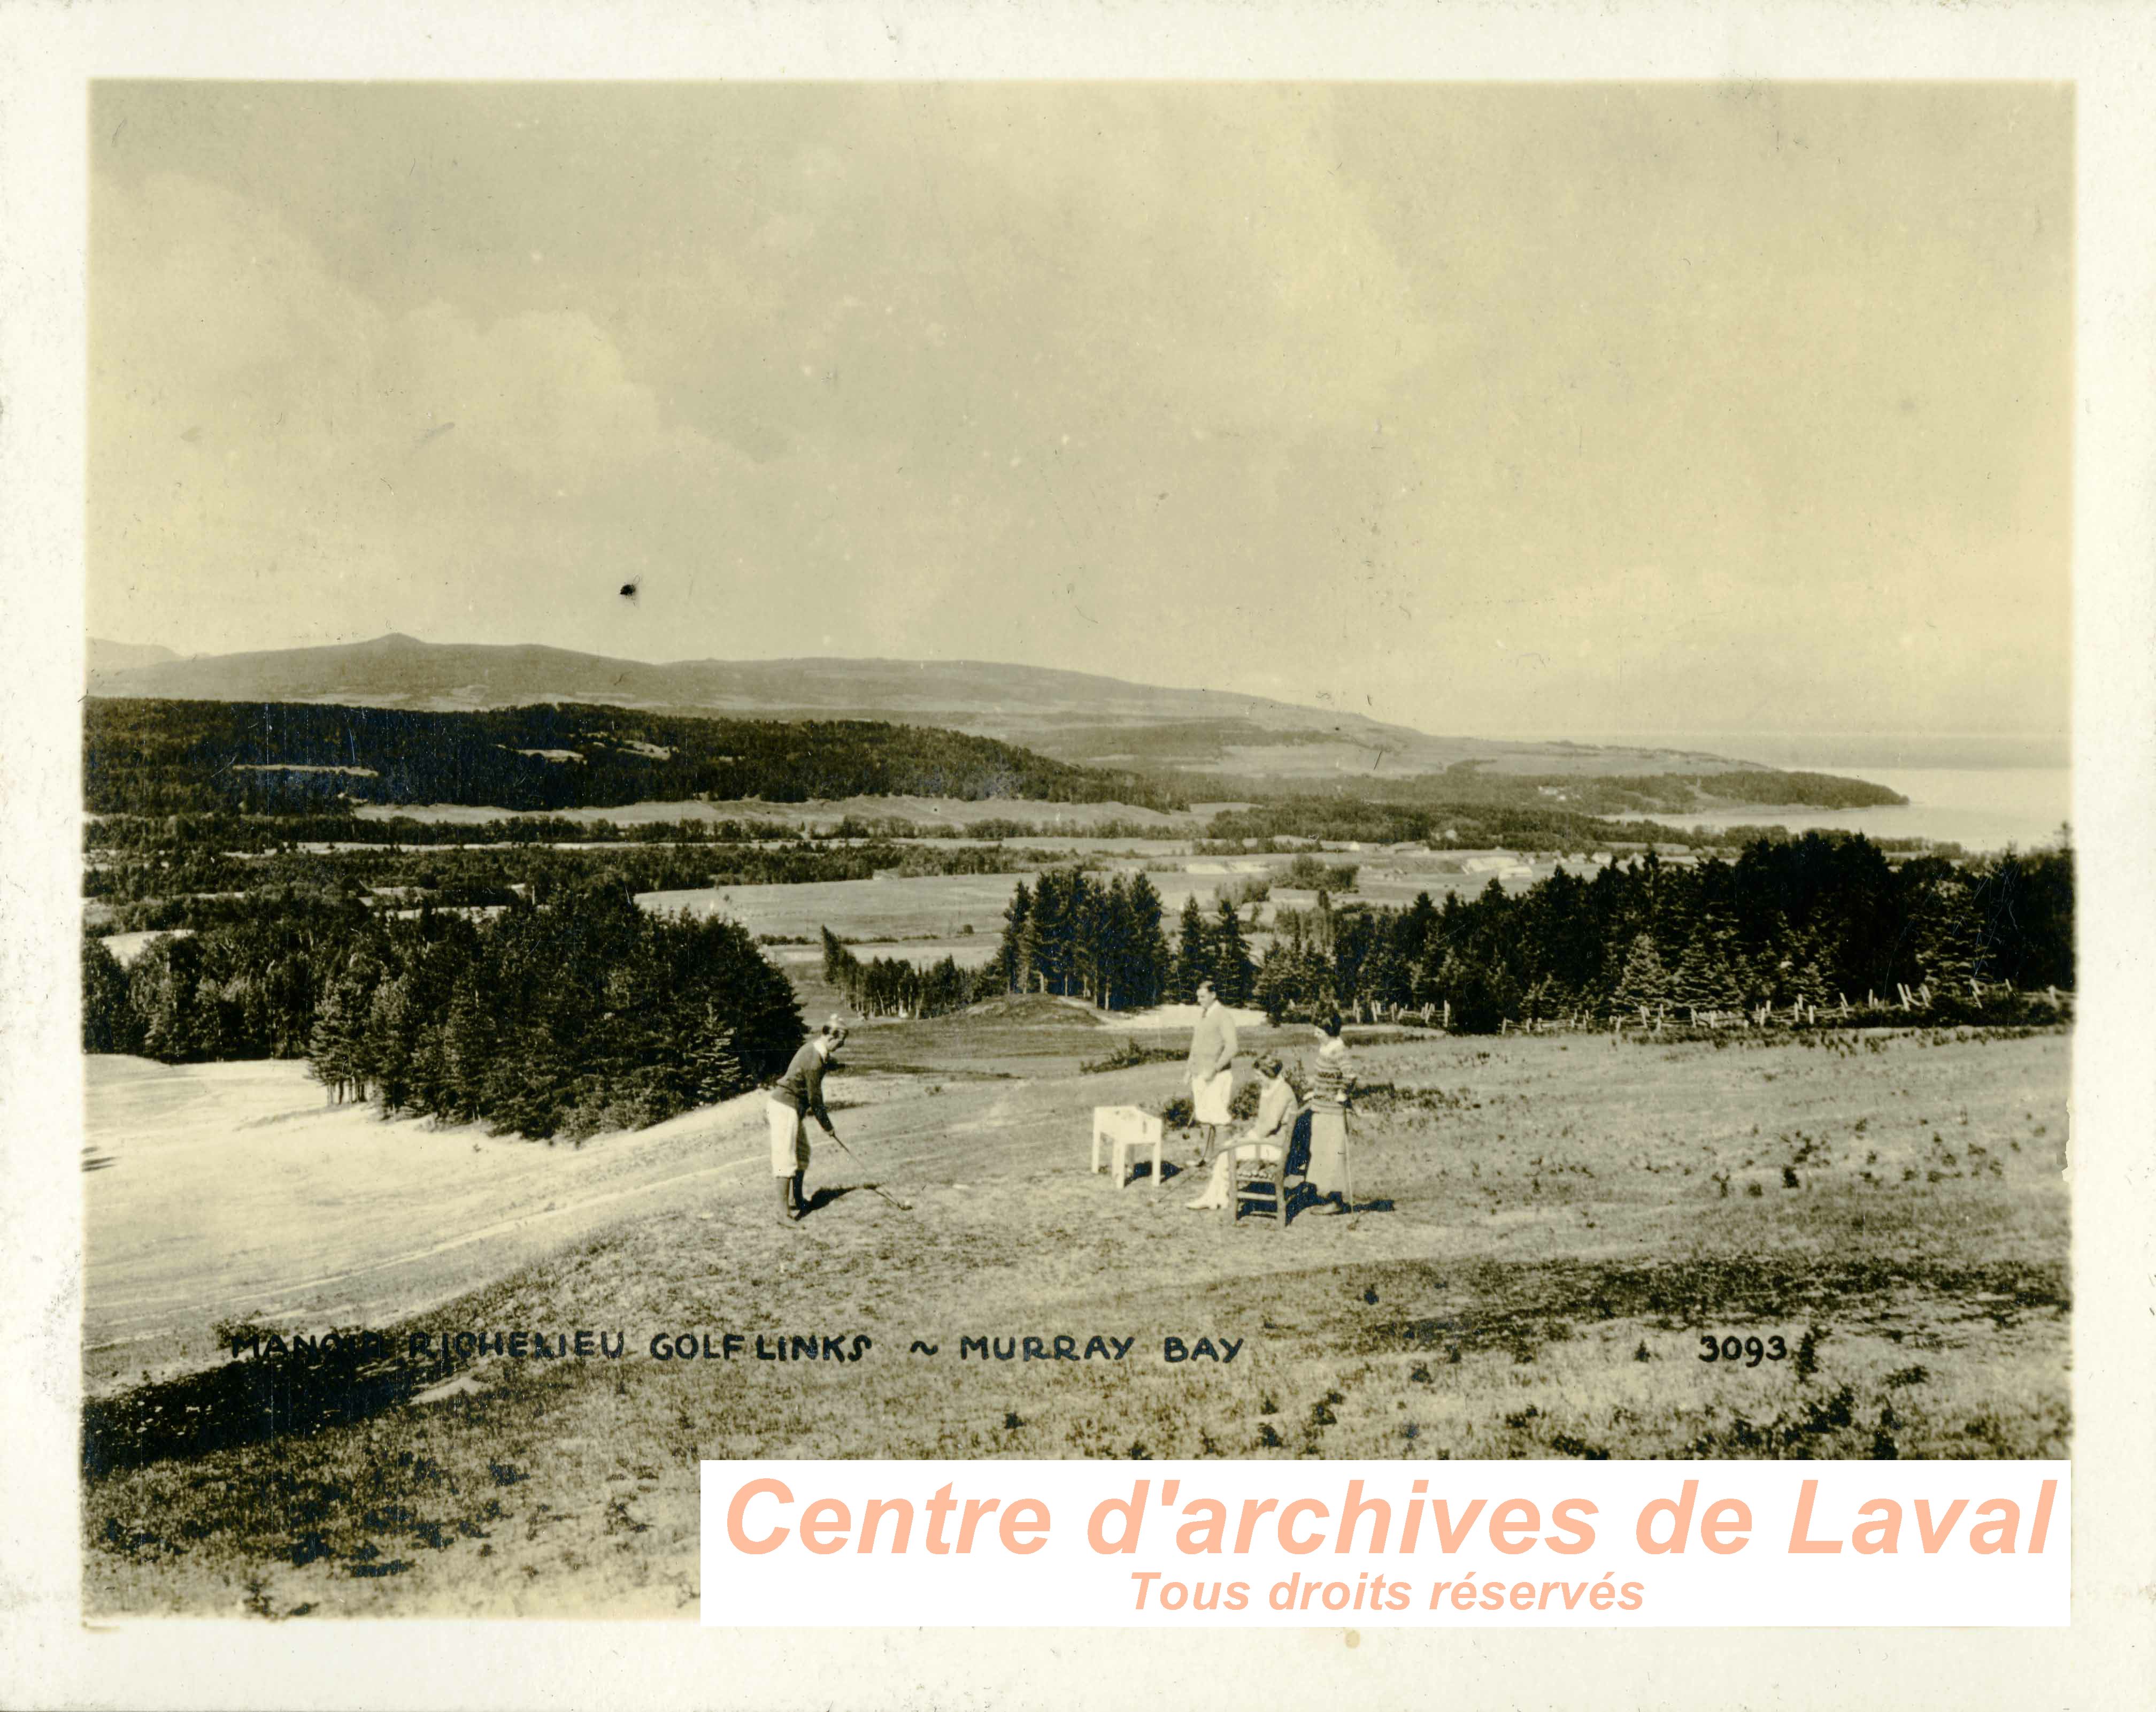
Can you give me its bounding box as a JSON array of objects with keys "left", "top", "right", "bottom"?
[{"left": 619, "top": 582, "right": 639, "bottom": 600}]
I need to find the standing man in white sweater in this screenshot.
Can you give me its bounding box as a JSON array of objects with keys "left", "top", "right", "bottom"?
[{"left": 1183, "top": 979, "right": 1238, "bottom": 1169}]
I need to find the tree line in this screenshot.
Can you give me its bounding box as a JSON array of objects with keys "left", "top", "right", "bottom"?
[
  {"left": 86, "top": 837, "right": 1065, "bottom": 935},
  {"left": 1195, "top": 794, "right": 1929, "bottom": 855},
  {"left": 1196, "top": 795, "right": 1693, "bottom": 852},
  {"left": 1184, "top": 765, "right": 1903, "bottom": 822},
  {"left": 87, "top": 810, "right": 825, "bottom": 854},
  {"left": 1241, "top": 835, "right": 2073, "bottom": 1030},
  {"left": 87, "top": 805, "right": 1187, "bottom": 857},
  {"left": 818, "top": 930, "right": 977, "bottom": 1020},
  {"left": 83, "top": 880, "right": 803, "bottom": 1139},
  {"left": 979, "top": 872, "right": 1275, "bottom": 1011}
]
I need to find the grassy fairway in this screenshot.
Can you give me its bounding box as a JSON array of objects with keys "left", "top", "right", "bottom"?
[{"left": 83, "top": 1024, "right": 2068, "bottom": 1616}]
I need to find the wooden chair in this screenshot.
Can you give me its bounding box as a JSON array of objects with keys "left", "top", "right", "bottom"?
[
  {"left": 1222, "top": 1139, "right": 1288, "bottom": 1231},
  {"left": 1337, "top": 1112, "right": 1356, "bottom": 1210}
]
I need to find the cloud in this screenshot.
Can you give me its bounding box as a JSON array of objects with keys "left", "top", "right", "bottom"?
[{"left": 91, "top": 170, "right": 740, "bottom": 649}]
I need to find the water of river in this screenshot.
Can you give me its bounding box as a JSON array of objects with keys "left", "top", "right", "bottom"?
[{"left": 1641, "top": 766, "right": 2072, "bottom": 852}]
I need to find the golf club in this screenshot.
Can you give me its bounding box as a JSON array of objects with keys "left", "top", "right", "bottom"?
[{"left": 826, "top": 1130, "right": 914, "bottom": 1211}]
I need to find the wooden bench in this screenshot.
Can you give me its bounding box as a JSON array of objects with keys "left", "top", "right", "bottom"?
[{"left": 1091, "top": 1104, "right": 1166, "bottom": 1190}]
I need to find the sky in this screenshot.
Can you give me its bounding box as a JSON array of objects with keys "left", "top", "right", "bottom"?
[{"left": 88, "top": 82, "right": 2072, "bottom": 745}]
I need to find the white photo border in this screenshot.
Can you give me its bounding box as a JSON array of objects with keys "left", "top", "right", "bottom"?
[{"left": 3, "top": 3, "right": 2151, "bottom": 1707}]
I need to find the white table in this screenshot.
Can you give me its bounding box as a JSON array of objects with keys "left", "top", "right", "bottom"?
[{"left": 1091, "top": 1104, "right": 1166, "bottom": 1190}]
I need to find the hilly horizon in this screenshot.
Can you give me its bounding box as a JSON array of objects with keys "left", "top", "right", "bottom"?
[{"left": 87, "top": 632, "right": 1768, "bottom": 785}]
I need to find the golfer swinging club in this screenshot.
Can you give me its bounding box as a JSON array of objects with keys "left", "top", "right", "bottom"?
[
  {"left": 768, "top": 1017, "right": 848, "bottom": 1225},
  {"left": 1184, "top": 979, "right": 1237, "bottom": 1169}
]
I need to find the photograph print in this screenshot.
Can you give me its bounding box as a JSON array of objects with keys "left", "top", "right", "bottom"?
[{"left": 79, "top": 81, "right": 2072, "bottom": 1617}]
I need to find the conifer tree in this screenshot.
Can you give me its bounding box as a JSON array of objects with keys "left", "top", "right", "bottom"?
[
  {"left": 308, "top": 953, "right": 381, "bottom": 1105},
  {"left": 1396, "top": 892, "right": 1440, "bottom": 995},
  {"left": 1670, "top": 909, "right": 1743, "bottom": 1012},
  {"left": 686, "top": 1009, "right": 751, "bottom": 1104},
  {"left": 408, "top": 1019, "right": 456, "bottom": 1118},
  {"left": 364, "top": 974, "right": 417, "bottom": 1116},
  {"left": 81, "top": 934, "right": 137, "bottom": 1055},
  {"left": 1329, "top": 905, "right": 1379, "bottom": 1014},
  {"left": 1024, "top": 870, "right": 1073, "bottom": 995},
  {"left": 1789, "top": 949, "right": 1831, "bottom": 1010},
  {"left": 1173, "top": 894, "right": 1209, "bottom": 1003},
  {"left": 1252, "top": 943, "right": 1298, "bottom": 1024},
  {"left": 1912, "top": 877, "right": 1985, "bottom": 993},
  {"left": 1210, "top": 898, "right": 1255, "bottom": 1005},
  {"left": 127, "top": 938, "right": 195, "bottom": 1063},
  {"left": 996, "top": 880, "right": 1033, "bottom": 994},
  {"left": 440, "top": 979, "right": 494, "bottom": 1123},
  {"left": 1071, "top": 874, "right": 1108, "bottom": 1004},
  {"left": 265, "top": 951, "right": 317, "bottom": 1058},
  {"left": 307, "top": 985, "right": 358, "bottom": 1105},
  {"left": 820, "top": 925, "right": 850, "bottom": 986},
  {"left": 1612, "top": 930, "right": 1671, "bottom": 1016},
  {"left": 1121, "top": 871, "right": 1171, "bottom": 1010}
]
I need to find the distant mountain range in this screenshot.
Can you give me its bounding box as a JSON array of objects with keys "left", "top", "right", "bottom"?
[
  {"left": 86, "top": 633, "right": 1766, "bottom": 785},
  {"left": 87, "top": 639, "right": 180, "bottom": 676}
]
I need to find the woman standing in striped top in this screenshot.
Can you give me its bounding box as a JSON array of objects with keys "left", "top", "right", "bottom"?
[{"left": 1305, "top": 1012, "right": 1354, "bottom": 1214}]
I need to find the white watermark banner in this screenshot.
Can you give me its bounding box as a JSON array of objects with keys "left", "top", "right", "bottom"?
[{"left": 702, "top": 1460, "right": 2068, "bottom": 1627}]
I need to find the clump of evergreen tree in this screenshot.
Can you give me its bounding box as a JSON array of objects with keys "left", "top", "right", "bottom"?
[
  {"left": 821, "top": 936, "right": 976, "bottom": 1019},
  {"left": 987, "top": 867, "right": 1171, "bottom": 1010},
  {"left": 131, "top": 878, "right": 811, "bottom": 1139}
]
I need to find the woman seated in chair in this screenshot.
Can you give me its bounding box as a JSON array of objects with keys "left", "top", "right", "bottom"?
[{"left": 1184, "top": 1055, "right": 1297, "bottom": 1211}]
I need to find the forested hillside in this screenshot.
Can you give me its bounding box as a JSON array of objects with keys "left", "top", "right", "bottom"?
[{"left": 84, "top": 700, "right": 1182, "bottom": 816}]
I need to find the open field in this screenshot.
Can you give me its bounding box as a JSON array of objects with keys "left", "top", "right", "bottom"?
[
  {"left": 634, "top": 855, "right": 1553, "bottom": 959},
  {"left": 764, "top": 938, "right": 1003, "bottom": 974},
  {"left": 638, "top": 872, "right": 1034, "bottom": 945},
  {"left": 83, "top": 1019, "right": 2068, "bottom": 1617}
]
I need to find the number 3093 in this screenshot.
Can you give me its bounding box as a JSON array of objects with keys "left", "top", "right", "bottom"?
[{"left": 1698, "top": 1334, "right": 1787, "bottom": 1366}]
